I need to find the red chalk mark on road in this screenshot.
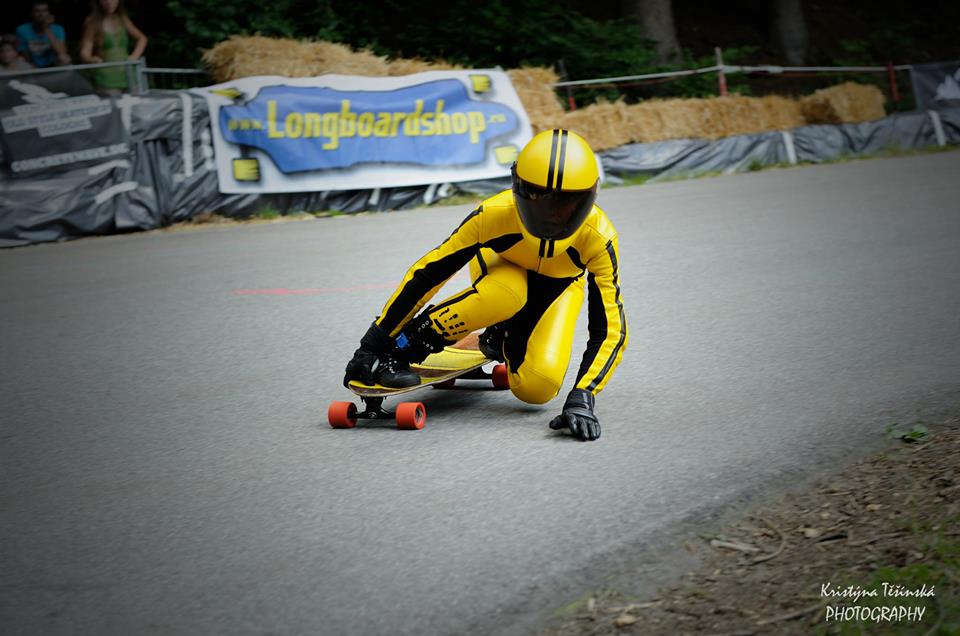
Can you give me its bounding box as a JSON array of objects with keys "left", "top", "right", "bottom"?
[
  {"left": 233, "top": 283, "right": 399, "bottom": 296},
  {"left": 233, "top": 274, "right": 467, "bottom": 296}
]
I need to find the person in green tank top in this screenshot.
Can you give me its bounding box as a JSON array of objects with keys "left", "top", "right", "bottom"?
[{"left": 79, "top": 0, "right": 147, "bottom": 95}]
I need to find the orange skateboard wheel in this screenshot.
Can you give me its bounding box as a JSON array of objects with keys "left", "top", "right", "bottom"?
[
  {"left": 396, "top": 402, "right": 426, "bottom": 430},
  {"left": 491, "top": 364, "right": 510, "bottom": 390},
  {"left": 328, "top": 401, "right": 358, "bottom": 428}
]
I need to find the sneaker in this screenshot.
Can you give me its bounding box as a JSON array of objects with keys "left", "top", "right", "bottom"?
[
  {"left": 376, "top": 350, "right": 420, "bottom": 388},
  {"left": 478, "top": 323, "right": 507, "bottom": 362}
]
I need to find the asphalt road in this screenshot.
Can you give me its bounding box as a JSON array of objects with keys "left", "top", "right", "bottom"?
[{"left": 2, "top": 152, "right": 960, "bottom": 635}]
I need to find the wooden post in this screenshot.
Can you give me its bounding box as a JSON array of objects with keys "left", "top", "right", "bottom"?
[
  {"left": 557, "top": 59, "right": 577, "bottom": 111},
  {"left": 716, "top": 47, "right": 728, "bottom": 97},
  {"left": 887, "top": 62, "right": 900, "bottom": 102}
]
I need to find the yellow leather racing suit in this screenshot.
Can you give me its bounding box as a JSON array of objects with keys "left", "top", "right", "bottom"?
[{"left": 374, "top": 189, "right": 627, "bottom": 404}]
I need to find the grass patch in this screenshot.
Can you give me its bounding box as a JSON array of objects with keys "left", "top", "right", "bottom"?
[{"left": 253, "top": 207, "right": 282, "bottom": 220}]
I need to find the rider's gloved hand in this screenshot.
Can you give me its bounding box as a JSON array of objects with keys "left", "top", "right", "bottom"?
[
  {"left": 548, "top": 388, "right": 601, "bottom": 441},
  {"left": 343, "top": 321, "right": 393, "bottom": 387}
]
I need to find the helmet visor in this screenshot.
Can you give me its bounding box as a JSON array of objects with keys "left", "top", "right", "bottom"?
[{"left": 513, "top": 174, "right": 597, "bottom": 240}]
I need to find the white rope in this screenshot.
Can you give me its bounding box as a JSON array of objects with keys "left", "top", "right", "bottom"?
[
  {"left": 553, "top": 66, "right": 722, "bottom": 87},
  {"left": 553, "top": 63, "right": 912, "bottom": 88}
]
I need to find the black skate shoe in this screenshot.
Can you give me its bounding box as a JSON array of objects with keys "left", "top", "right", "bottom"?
[
  {"left": 478, "top": 322, "right": 507, "bottom": 362},
  {"left": 375, "top": 350, "right": 420, "bottom": 388}
]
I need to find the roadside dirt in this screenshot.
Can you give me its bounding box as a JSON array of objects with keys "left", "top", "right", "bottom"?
[{"left": 543, "top": 416, "right": 960, "bottom": 635}]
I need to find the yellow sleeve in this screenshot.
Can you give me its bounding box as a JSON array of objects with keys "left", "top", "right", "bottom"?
[
  {"left": 574, "top": 235, "right": 628, "bottom": 395},
  {"left": 375, "top": 207, "right": 484, "bottom": 337}
]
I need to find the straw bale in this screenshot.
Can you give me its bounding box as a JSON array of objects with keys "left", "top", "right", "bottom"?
[
  {"left": 757, "top": 95, "right": 807, "bottom": 130},
  {"left": 507, "top": 67, "right": 566, "bottom": 133},
  {"left": 800, "top": 82, "right": 886, "bottom": 124},
  {"left": 203, "top": 36, "right": 391, "bottom": 82},
  {"left": 386, "top": 58, "right": 463, "bottom": 76},
  {"left": 624, "top": 101, "right": 668, "bottom": 143},
  {"left": 559, "top": 100, "right": 635, "bottom": 151}
]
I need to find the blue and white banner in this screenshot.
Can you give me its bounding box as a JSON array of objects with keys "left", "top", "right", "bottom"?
[{"left": 195, "top": 70, "right": 533, "bottom": 194}]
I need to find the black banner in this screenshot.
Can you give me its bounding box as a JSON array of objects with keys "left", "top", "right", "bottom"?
[
  {"left": 910, "top": 60, "right": 960, "bottom": 111},
  {"left": 0, "top": 70, "right": 95, "bottom": 110},
  {"left": 0, "top": 93, "right": 129, "bottom": 176}
]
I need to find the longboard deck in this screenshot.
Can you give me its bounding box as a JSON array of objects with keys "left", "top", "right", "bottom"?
[{"left": 347, "top": 333, "right": 490, "bottom": 398}]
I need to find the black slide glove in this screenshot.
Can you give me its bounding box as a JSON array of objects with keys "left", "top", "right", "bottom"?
[
  {"left": 548, "top": 388, "right": 601, "bottom": 441},
  {"left": 343, "top": 321, "right": 394, "bottom": 387}
]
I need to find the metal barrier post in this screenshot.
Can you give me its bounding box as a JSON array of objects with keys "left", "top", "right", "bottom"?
[
  {"left": 124, "top": 61, "right": 133, "bottom": 95},
  {"left": 136, "top": 58, "right": 147, "bottom": 94}
]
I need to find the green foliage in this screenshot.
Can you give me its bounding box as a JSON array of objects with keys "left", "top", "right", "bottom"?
[
  {"left": 254, "top": 207, "right": 281, "bottom": 220},
  {"left": 162, "top": 0, "right": 339, "bottom": 65},
  {"left": 885, "top": 422, "right": 930, "bottom": 443}
]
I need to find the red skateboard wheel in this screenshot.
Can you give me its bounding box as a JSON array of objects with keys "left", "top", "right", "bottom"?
[
  {"left": 491, "top": 364, "right": 510, "bottom": 390},
  {"left": 396, "top": 402, "right": 426, "bottom": 430},
  {"left": 328, "top": 401, "right": 358, "bottom": 428}
]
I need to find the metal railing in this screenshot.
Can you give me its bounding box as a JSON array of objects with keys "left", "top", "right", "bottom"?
[
  {"left": 142, "top": 67, "right": 209, "bottom": 91},
  {"left": 0, "top": 59, "right": 210, "bottom": 94},
  {"left": 1, "top": 58, "right": 148, "bottom": 94},
  {"left": 553, "top": 48, "right": 916, "bottom": 105}
]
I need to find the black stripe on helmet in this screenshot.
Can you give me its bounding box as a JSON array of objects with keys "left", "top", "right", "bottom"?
[
  {"left": 545, "top": 129, "right": 559, "bottom": 190},
  {"left": 555, "top": 129, "right": 568, "bottom": 190}
]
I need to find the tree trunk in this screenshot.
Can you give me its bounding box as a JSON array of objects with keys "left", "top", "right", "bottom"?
[
  {"left": 622, "top": 0, "right": 682, "bottom": 64},
  {"left": 775, "top": 0, "right": 808, "bottom": 65}
]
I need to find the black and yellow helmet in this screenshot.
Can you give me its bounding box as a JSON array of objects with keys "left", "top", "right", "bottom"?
[{"left": 512, "top": 129, "right": 599, "bottom": 240}]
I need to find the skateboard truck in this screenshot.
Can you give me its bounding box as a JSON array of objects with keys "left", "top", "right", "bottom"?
[{"left": 357, "top": 396, "right": 392, "bottom": 420}]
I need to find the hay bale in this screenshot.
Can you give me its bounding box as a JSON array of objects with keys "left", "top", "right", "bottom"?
[
  {"left": 800, "top": 82, "right": 886, "bottom": 124},
  {"left": 624, "top": 101, "right": 668, "bottom": 143},
  {"left": 559, "top": 94, "right": 807, "bottom": 150},
  {"left": 507, "top": 67, "right": 565, "bottom": 133},
  {"left": 386, "top": 58, "right": 462, "bottom": 76},
  {"left": 203, "top": 36, "right": 390, "bottom": 82},
  {"left": 559, "top": 100, "right": 634, "bottom": 151},
  {"left": 757, "top": 95, "right": 807, "bottom": 131}
]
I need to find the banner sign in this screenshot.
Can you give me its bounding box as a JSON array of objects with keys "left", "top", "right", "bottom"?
[
  {"left": 910, "top": 61, "right": 960, "bottom": 111},
  {"left": 0, "top": 93, "right": 129, "bottom": 175},
  {"left": 195, "top": 70, "right": 533, "bottom": 193}
]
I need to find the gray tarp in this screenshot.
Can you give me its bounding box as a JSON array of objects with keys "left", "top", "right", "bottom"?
[
  {"left": 2, "top": 93, "right": 958, "bottom": 248},
  {"left": 600, "top": 108, "right": 960, "bottom": 184},
  {"left": 0, "top": 93, "right": 445, "bottom": 247}
]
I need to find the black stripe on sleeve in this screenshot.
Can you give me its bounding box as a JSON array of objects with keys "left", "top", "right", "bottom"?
[
  {"left": 379, "top": 245, "right": 479, "bottom": 334},
  {"left": 566, "top": 246, "right": 585, "bottom": 270},
  {"left": 485, "top": 233, "right": 523, "bottom": 253},
  {"left": 574, "top": 272, "right": 607, "bottom": 386},
  {"left": 586, "top": 240, "right": 626, "bottom": 391}
]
